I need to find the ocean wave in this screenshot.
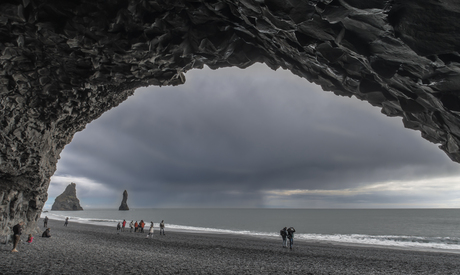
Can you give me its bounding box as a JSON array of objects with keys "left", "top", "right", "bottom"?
[
  {"left": 296, "top": 233, "right": 460, "bottom": 251},
  {"left": 166, "top": 223, "right": 278, "bottom": 237},
  {"left": 40, "top": 213, "right": 460, "bottom": 251},
  {"left": 42, "top": 214, "right": 122, "bottom": 226},
  {"left": 41, "top": 212, "right": 277, "bottom": 236}
]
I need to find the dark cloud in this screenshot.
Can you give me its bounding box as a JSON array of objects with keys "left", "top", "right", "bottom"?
[
  {"left": 266, "top": 188, "right": 460, "bottom": 208},
  {"left": 50, "top": 64, "right": 460, "bottom": 208}
]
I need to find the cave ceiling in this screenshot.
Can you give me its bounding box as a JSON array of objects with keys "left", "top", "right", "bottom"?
[{"left": 0, "top": 0, "right": 460, "bottom": 231}]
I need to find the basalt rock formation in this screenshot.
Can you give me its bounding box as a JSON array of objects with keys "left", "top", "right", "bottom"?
[
  {"left": 0, "top": 0, "right": 460, "bottom": 233},
  {"left": 51, "top": 183, "right": 83, "bottom": 211},
  {"left": 119, "top": 190, "right": 129, "bottom": 210}
]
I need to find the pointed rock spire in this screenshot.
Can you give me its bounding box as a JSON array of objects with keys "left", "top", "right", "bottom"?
[
  {"left": 119, "top": 190, "right": 129, "bottom": 210},
  {"left": 51, "top": 183, "right": 83, "bottom": 211}
]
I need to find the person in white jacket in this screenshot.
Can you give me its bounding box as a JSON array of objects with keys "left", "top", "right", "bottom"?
[
  {"left": 148, "top": 222, "right": 154, "bottom": 238},
  {"left": 129, "top": 220, "right": 134, "bottom": 233}
]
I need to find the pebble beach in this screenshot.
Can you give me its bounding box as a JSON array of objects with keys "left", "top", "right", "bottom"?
[{"left": 1, "top": 219, "right": 460, "bottom": 274}]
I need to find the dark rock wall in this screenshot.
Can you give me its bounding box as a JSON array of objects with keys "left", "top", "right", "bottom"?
[{"left": 1, "top": 0, "right": 460, "bottom": 233}]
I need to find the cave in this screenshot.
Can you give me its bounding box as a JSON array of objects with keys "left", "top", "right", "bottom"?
[{"left": 1, "top": 0, "right": 460, "bottom": 234}]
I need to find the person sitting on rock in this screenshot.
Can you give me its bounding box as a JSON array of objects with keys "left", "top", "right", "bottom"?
[
  {"left": 42, "top": 228, "right": 51, "bottom": 238},
  {"left": 27, "top": 234, "right": 34, "bottom": 244}
]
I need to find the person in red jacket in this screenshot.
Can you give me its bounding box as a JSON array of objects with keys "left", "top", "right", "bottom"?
[
  {"left": 134, "top": 221, "right": 138, "bottom": 232},
  {"left": 122, "top": 220, "right": 126, "bottom": 232},
  {"left": 140, "top": 220, "right": 145, "bottom": 233}
]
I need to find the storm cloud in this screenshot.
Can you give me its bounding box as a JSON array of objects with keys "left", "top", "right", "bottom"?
[{"left": 48, "top": 64, "right": 460, "bottom": 208}]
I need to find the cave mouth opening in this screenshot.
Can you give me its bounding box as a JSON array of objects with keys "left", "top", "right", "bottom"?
[
  {"left": 47, "top": 64, "right": 460, "bottom": 210},
  {"left": 2, "top": 0, "right": 460, "bottom": 235}
]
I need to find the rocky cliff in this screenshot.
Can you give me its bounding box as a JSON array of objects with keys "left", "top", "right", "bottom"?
[
  {"left": 1, "top": 0, "right": 460, "bottom": 234},
  {"left": 119, "top": 190, "right": 129, "bottom": 210},
  {"left": 51, "top": 183, "right": 83, "bottom": 211}
]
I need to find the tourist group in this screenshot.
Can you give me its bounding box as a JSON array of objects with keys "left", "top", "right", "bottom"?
[{"left": 117, "top": 219, "right": 165, "bottom": 237}]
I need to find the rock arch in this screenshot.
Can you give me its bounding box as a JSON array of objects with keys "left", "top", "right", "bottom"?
[{"left": 1, "top": 0, "right": 460, "bottom": 233}]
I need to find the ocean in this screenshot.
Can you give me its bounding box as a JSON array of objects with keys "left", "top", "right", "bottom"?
[{"left": 41, "top": 208, "right": 460, "bottom": 252}]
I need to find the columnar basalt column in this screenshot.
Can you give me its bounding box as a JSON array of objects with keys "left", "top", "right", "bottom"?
[
  {"left": 119, "top": 190, "right": 129, "bottom": 211},
  {"left": 1, "top": 0, "right": 460, "bottom": 234}
]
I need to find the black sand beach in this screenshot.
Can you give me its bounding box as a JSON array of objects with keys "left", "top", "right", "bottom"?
[{"left": 1, "top": 219, "right": 459, "bottom": 274}]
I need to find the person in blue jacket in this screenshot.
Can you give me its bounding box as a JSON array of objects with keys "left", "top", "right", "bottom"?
[{"left": 287, "top": 227, "right": 296, "bottom": 250}]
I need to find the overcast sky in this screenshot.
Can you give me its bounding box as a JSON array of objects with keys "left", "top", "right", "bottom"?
[{"left": 46, "top": 63, "right": 460, "bottom": 209}]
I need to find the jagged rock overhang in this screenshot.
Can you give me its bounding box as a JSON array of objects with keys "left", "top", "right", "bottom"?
[{"left": 1, "top": 0, "right": 460, "bottom": 233}]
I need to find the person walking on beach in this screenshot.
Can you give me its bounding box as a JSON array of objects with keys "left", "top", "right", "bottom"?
[
  {"left": 122, "top": 220, "right": 126, "bottom": 232},
  {"left": 42, "top": 228, "right": 51, "bottom": 238},
  {"left": 64, "top": 217, "right": 69, "bottom": 227},
  {"left": 287, "top": 227, "right": 296, "bottom": 250},
  {"left": 11, "top": 221, "right": 24, "bottom": 252},
  {"left": 280, "top": 227, "right": 288, "bottom": 248},
  {"left": 44, "top": 216, "right": 48, "bottom": 228},
  {"left": 130, "top": 220, "right": 134, "bottom": 233},
  {"left": 160, "top": 220, "right": 165, "bottom": 235},
  {"left": 134, "top": 221, "right": 138, "bottom": 232}
]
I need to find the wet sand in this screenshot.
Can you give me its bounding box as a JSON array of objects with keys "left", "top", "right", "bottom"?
[{"left": 1, "top": 219, "right": 459, "bottom": 274}]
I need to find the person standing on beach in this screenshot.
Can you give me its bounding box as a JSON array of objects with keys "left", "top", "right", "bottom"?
[
  {"left": 117, "top": 222, "right": 121, "bottom": 231},
  {"left": 140, "top": 220, "right": 145, "bottom": 233},
  {"left": 287, "top": 227, "right": 296, "bottom": 250},
  {"left": 160, "top": 220, "right": 165, "bottom": 235},
  {"left": 11, "top": 221, "right": 24, "bottom": 252},
  {"left": 280, "top": 227, "right": 288, "bottom": 248},
  {"left": 44, "top": 216, "right": 48, "bottom": 228},
  {"left": 134, "top": 221, "right": 138, "bottom": 232},
  {"left": 64, "top": 217, "right": 69, "bottom": 227},
  {"left": 148, "top": 223, "right": 154, "bottom": 238},
  {"left": 130, "top": 220, "right": 134, "bottom": 232},
  {"left": 122, "top": 220, "right": 126, "bottom": 232}
]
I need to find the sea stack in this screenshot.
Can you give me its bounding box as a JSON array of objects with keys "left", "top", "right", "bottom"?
[
  {"left": 119, "top": 190, "right": 129, "bottom": 210},
  {"left": 51, "top": 183, "right": 84, "bottom": 211}
]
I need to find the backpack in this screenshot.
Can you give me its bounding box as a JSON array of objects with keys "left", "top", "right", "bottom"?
[{"left": 280, "top": 229, "right": 286, "bottom": 237}]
